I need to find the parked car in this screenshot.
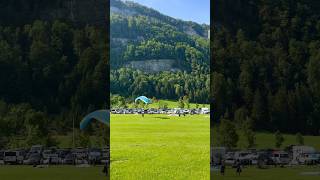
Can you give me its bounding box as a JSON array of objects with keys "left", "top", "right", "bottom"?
[
  {"left": 73, "top": 148, "right": 88, "bottom": 164},
  {"left": 234, "top": 151, "right": 253, "bottom": 165},
  {"left": 57, "top": 148, "right": 71, "bottom": 160},
  {"left": 257, "top": 151, "right": 275, "bottom": 165},
  {"left": 183, "top": 109, "right": 190, "bottom": 114},
  {"left": 88, "top": 148, "right": 102, "bottom": 165},
  {"left": 101, "top": 147, "right": 109, "bottom": 164},
  {"left": 224, "top": 152, "right": 236, "bottom": 166},
  {"left": 42, "top": 149, "right": 59, "bottom": 165},
  {"left": 73, "top": 148, "right": 87, "bottom": 159},
  {"left": 61, "top": 153, "right": 75, "bottom": 165},
  {"left": 23, "top": 153, "right": 42, "bottom": 165},
  {"left": 201, "top": 108, "right": 210, "bottom": 114}
]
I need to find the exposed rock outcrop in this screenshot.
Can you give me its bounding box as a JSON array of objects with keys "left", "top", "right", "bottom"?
[{"left": 125, "top": 59, "right": 180, "bottom": 73}]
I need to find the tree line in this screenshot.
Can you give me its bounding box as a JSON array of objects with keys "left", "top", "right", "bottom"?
[
  {"left": 0, "top": 20, "right": 108, "bottom": 148},
  {"left": 212, "top": 0, "right": 320, "bottom": 135},
  {"left": 111, "top": 68, "right": 210, "bottom": 104}
]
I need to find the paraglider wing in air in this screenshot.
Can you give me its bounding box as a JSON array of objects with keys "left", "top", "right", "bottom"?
[{"left": 80, "top": 110, "right": 110, "bottom": 130}]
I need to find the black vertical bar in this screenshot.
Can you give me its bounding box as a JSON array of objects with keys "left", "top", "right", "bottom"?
[
  {"left": 210, "top": 0, "right": 214, "bottom": 179},
  {"left": 106, "top": 0, "right": 110, "bottom": 179}
]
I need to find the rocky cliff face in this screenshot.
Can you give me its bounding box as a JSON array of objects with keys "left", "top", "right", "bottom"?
[
  {"left": 0, "top": 0, "right": 108, "bottom": 26},
  {"left": 125, "top": 59, "right": 180, "bottom": 73}
]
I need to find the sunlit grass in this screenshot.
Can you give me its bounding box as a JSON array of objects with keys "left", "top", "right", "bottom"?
[{"left": 111, "top": 114, "right": 210, "bottom": 180}]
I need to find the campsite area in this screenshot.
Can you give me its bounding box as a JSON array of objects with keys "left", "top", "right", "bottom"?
[
  {"left": 211, "top": 166, "right": 320, "bottom": 180},
  {"left": 110, "top": 114, "right": 210, "bottom": 179}
]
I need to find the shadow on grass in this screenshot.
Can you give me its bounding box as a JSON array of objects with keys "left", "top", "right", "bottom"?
[
  {"left": 153, "top": 117, "right": 170, "bottom": 119},
  {"left": 111, "top": 158, "right": 129, "bottom": 163}
]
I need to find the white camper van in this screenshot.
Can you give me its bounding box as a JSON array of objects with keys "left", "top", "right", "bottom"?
[
  {"left": 4, "top": 150, "right": 25, "bottom": 164},
  {"left": 201, "top": 108, "right": 210, "bottom": 114},
  {"left": 292, "top": 146, "right": 316, "bottom": 164},
  {"left": 271, "top": 151, "right": 290, "bottom": 165}
]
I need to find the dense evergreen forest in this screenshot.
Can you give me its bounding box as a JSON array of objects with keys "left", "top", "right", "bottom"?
[
  {"left": 212, "top": 0, "right": 320, "bottom": 135},
  {"left": 110, "top": 0, "right": 210, "bottom": 103},
  {"left": 0, "top": 0, "right": 108, "bottom": 148}
]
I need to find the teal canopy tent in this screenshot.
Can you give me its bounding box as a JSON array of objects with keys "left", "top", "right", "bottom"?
[
  {"left": 135, "top": 96, "right": 152, "bottom": 104},
  {"left": 80, "top": 110, "right": 109, "bottom": 130}
]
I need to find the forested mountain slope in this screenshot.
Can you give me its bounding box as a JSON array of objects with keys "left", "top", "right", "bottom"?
[
  {"left": 110, "top": 0, "right": 210, "bottom": 103},
  {"left": 0, "top": 0, "right": 107, "bottom": 26},
  {"left": 212, "top": 0, "right": 320, "bottom": 135},
  {"left": 0, "top": 0, "right": 108, "bottom": 148}
]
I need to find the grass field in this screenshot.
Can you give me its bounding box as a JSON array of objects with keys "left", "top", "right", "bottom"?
[
  {"left": 0, "top": 165, "right": 107, "bottom": 180},
  {"left": 211, "top": 166, "right": 320, "bottom": 180},
  {"left": 212, "top": 128, "right": 320, "bottom": 150},
  {"left": 110, "top": 114, "right": 210, "bottom": 180},
  {"left": 127, "top": 99, "right": 210, "bottom": 109}
]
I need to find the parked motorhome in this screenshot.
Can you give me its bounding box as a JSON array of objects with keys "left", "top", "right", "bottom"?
[
  {"left": 61, "top": 153, "right": 75, "bottom": 165},
  {"left": 224, "top": 152, "right": 236, "bottom": 166},
  {"left": 298, "top": 152, "right": 320, "bottom": 165},
  {"left": 23, "top": 153, "right": 42, "bottom": 165},
  {"left": 257, "top": 151, "right": 274, "bottom": 165},
  {"left": 201, "top": 108, "right": 210, "bottom": 114},
  {"left": 234, "top": 151, "right": 253, "bottom": 165},
  {"left": 73, "top": 147, "right": 88, "bottom": 164},
  {"left": 292, "top": 146, "right": 316, "bottom": 164},
  {"left": 42, "top": 149, "right": 59, "bottom": 164},
  {"left": 4, "top": 150, "right": 26, "bottom": 164},
  {"left": 271, "top": 151, "right": 290, "bottom": 165},
  {"left": 30, "top": 145, "right": 44, "bottom": 154}
]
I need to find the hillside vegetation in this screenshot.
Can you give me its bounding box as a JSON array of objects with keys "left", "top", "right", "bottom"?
[
  {"left": 110, "top": 0, "right": 210, "bottom": 103},
  {"left": 0, "top": 1, "right": 108, "bottom": 148},
  {"left": 212, "top": 0, "right": 320, "bottom": 136}
]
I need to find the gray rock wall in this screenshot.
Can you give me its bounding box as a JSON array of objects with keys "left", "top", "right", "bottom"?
[{"left": 125, "top": 59, "right": 180, "bottom": 73}]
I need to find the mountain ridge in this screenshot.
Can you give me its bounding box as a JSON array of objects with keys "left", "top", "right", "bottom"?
[
  {"left": 110, "top": 0, "right": 209, "bottom": 38},
  {"left": 110, "top": 0, "right": 210, "bottom": 73}
]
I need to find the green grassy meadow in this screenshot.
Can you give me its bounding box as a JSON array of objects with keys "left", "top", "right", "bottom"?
[
  {"left": 0, "top": 165, "right": 107, "bottom": 180},
  {"left": 212, "top": 128, "right": 320, "bottom": 150},
  {"left": 211, "top": 166, "right": 320, "bottom": 180},
  {"left": 110, "top": 114, "right": 210, "bottom": 180},
  {"left": 127, "top": 99, "right": 210, "bottom": 109}
]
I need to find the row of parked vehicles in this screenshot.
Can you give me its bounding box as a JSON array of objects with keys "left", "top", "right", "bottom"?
[
  {"left": 111, "top": 108, "right": 210, "bottom": 115},
  {"left": 0, "top": 145, "right": 109, "bottom": 165},
  {"left": 211, "top": 145, "right": 320, "bottom": 167}
]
